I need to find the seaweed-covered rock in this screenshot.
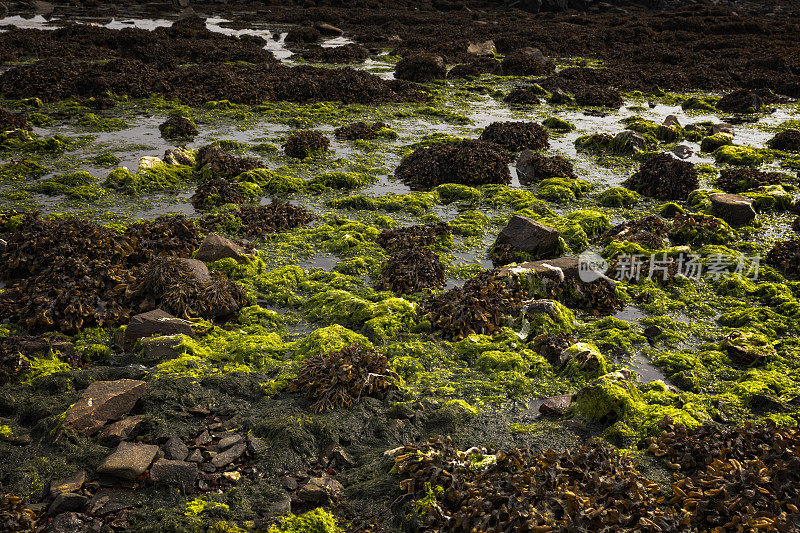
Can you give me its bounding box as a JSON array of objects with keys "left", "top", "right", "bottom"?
[
  {"left": 290, "top": 344, "right": 399, "bottom": 412},
  {"left": 447, "top": 57, "right": 502, "bottom": 79},
  {"left": 296, "top": 44, "right": 369, "bottom": 64},
  {"left": 716, "top": 167, "right": 786, "bottom": 193},
  {"left": 766, "top": 129, "right": 800, "bottom": 152},
  {"left": 573, "top": 84, "right": 623, "bottom": 109},
  {"left": 334, "top": 121, "right": 388, "bottom": 141},
  {"left": 375, "top": 246, "right": 446, "bottom": 295},
  {"left": 376, "top": 223, "right": 451, "bottom": 251},
  {"left": 395, "top": 139, "right": 511, "bottom": 189},
  {"left": 601, "top": 215, "right": 669, "bottom": 249},
  {"left": 700, "top": 132, "right": 734, "bottom": 153},
  {"left": 709, "top": 193, "right": 756, "bottom": 227},
  {"left": 283, "top": 130, "right": 329, "bottom": 159},
  {"left": 422, "top": 270, "right": 524, "bottom": 340},
  {"left": 124, "top": 214, "right": 202, "bottom": 262},
  {"left": 491, "top": 215, "right": 560, "bottom": 266},
  {"left": 200, "top": 202, "right": 314, "bottom": 238},
  {"left": 717, "top": 89, "right": 763, "bottom": 113},
  {"left": 624, "top": 153, "right": 699, "bottom": 201},
  {"left": 500, "top": 48, "right": 553, "bottom": 76},
  {"left": 284, "top": 26, "right": 321, "bottom": 43},
  {"left": 394, "top": 53, "right": 447, "bottom": 83},
  {"left": 479, "top": 121, "right": 549, "bottom": 152},
  {"left": 158, "top": 116, "right": 198, "bottom": 140},
  {"left": 668, "top": 213, "right": 734, "bottom": 246},
  {"left": 765, "top": 239, "right": 800, "bottom": 278},
  {"left": 515, "top": 149, "right": 576, "bottom": 183},
  {"left": 503, "top": 87, "right": 542, "bottom": 105},
  {"left": 196, "top": 145, "right": 258, "bottom": 178},
  {"left": 0, "top": 107, "right": 29, "bottom": 131},
  {"left": 191, "top": 177, "right": 250, "bottom": 210}
]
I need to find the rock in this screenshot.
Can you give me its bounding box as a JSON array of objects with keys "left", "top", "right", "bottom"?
[
  {"left": 163, "top": 147, "right": 195, "bottom": 166},
  {"left": 96, "top": 442, "right": 158, "bottom": 481},
  {"left": 218, "top": 434, "right": 244, "bottom": 450},
  {"left": 194, "top": 233, "right": 247, "bottom": 262},
  {"left": 47, "top": 493, "right": 87, "bottom": 516},
  {"left": 46, "top": 512, "right": 87, "bottom": 533},
  {"left": 163, "top": 436, "right": 189, "bottom": 461},
  {"left": 663, "top": 115, "right": 681, "bottom": 128},
  {"left": 712, "top": 123, "right": 734, "bottom": 135},
  {"left": 98, "top": 415, "right": 145, "bottom": 445},
  {"left": 467, "top": 40, "right": 495, "bottom": 56},
  {"left": 246, "top": 435, "right": 267, "bottom": 456},
  {"left": 538, "top": 394, "right": 573, "bottom": 416},
  {"left": 179, "top": 258, "right": 211, "bottom": 282},
  {"left": 195, "top": 429, "right": 212, "bottom": 446},
  {"left": 0, "top": 238, "right": 6, "bottom": 253},
  {"left": 613, "top": 130, "right": 649, "bottom": 153},
  {"left": 140, "top": 335, "right": 182, "bottom": 363},
  {"left": 50, "top": 471, "right": 86, "bottom": 498},
  {"left": 149, "top": 459, "right": 198, "bottom": 491},
  {"left": 313, "top": 21, "right": 343, "bottom": 37},
  {"left": 710, "top": 193, "right": 756, "bottom": 227},
  {"left": 297, "top": 476, "right": 344, "bottom": 502},
  {"left": 88, "top": 487, "right": 135, "bottom": 516},
  {"left": 186, "top": 449, "right": 203, "bottom": 463},
  {"left": 549, "top": 88, "right": 573, "bottom": 105},
  {"left": 281, "top": 476, "right": 298, "bottom": 491},
  {"left": 493, "top": 215, "right": 560, "bottom": 261},
  {"left": 210, "top": 442, "right": 246, "bottom": 468},
  {"left": 123, "top": 310, "right": 194, "bottom": 349},
  {"left": 222, "top": 471, "right": 240, "bottom": 482},
  {"left": 266, "top": 494, "right": 292, "bottom": 516},
  {"left": 672, "top": 145, "right": 693, "bottom": 159},
  {"left": 326, "top": 446, "right": 353, "bottom": 467},
  {"left": 63, "top": 379, "right": 146, "bottom": 434}
]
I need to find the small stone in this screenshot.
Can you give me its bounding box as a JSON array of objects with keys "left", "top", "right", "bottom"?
[
  {"left": 217, "top": 434, "right": 243, "bottom": 450},
  {"left": 313, "top": 21, "right": 343, "bottom": 36},
  {"left": 98, "top": 415, "right": 144, "bottom": 445},
  {"left": 63, "top": 379, "right": 146, "bottom": 434},
  {"left": 613, "top": 130, "right": 649, "bottom": 153},
  {"left": 149, "top": 459, "right": 198, "bottom": 492},
  {"left": 163, "top": 437, "right": 189, "bottom": 461},
  {"left": 124, "top": 310, "right": 194, "bottom": 349},
  {"left": 672, "top": 145, "right": 693, "bottom": 159},
  {"left": 50, "top": 471, "right": 86, "bottom": 498},
  {"left": 467, "top": 40, "right": 495, "bottom": 56},
  {"left": 47, "top": 493, "right": 88, "bottom": 516},
  {"left": 222, "top": 471, "right": 241, "bottom": 482},
  {"left": 493, "top": 215, "right": 560, "bottom": 263},
  {"left": 96, "top": 442, "right": 158, "bottom": 481},
  {"left": 195, "top": 430, "right": 212, "bottom": 446},
  {"left": 710, "top": 193, "right": 756, "bottom": 227},
  {"left": 538, "top": 394, "right": 573, "bottom": 416},
  {"left": 194, "top": 233, "right": 248, "bottom": 262},
  {"left": 140, "top": 336, "right": 182, "bottom": 363},
  {"left": 663, "top": 115, "right": 681, "bottom": 128},
  {"left": 200, "top": 463, "right": 217, "bottom": 473},
  {"left": 211, "top": 443, "right": 246, "bottom": 469},
  {"left": 281, "top": 476, "right": 298, "bottom": 491},
  {"left": 186, "top": 449, "right": 203, "bottom": 463},
  {"left": 712, "top": 123, "right": 734, "bottom": 135},
  {"left": 266, "top": 494, "right": 292, "bottom": 517},
  {"left": 297, "top": 476, "right": 344, "bottom": 502}
]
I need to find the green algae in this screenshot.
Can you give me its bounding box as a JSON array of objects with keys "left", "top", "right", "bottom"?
[
  {"left": 0, "top": 130, "right": 70, "bottom": 154},
  {"left": 27, "top": 112, "right": 53, "bottom": 127},
  {"left": 28, "top": 171, "right": 106, "bottom": 200},
  {"left": 536, "top": 177, "right": 591, "bottom": 202},
  {"left": 542, "top": 117, "right": 575, "bottom": 132},
  {"left": 596, "top": 186, "right": 640, "bottom": 207},
  {"left": 76, "top": 113, "right": 129, "bottom": 132},
  {"left": 327, "top": 192, "right": 438, "bottom": 215},
  {"left": 680, "top": 96, "right": 718, "bottom": 112},
  {"left": 237, "top": 168, "right": 305, "bottom": 195},
  {"left": 434, "top": 183, "right": 481, "bottom": 205},
  {"left": 306, "top": 171, "right": 377, "bottom": 193},
  {"left": 104, "top": 160, "right": 193, "bottom": 194},
  {"left": 713, "top": 145, "right": 769, "bottom": 166},
  {"left": 700, "top": 132, "right": 734, "bottom": 153},
  {"left": 451, "top": 210, "right": 491, "bottom": 236},
  {"left": 267, "top": 508, "right": 342, "bottom": 533},
  {"left": 562, "top": 342, "right": 609, "bottom": 379}
]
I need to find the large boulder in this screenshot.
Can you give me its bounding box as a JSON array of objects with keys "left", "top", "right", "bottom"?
[
  {"left": 194, "top": 233, "right": 248, "bottom": 262},
  {"left": 123, "top": 309, "right": 194, "bottom": 349},
  {"left": 710, "top": 193, "right": 757, "bottom": 227},
  {"left": 62, "top": 380, "right": 146, "bottom": 434},
  {"left": 394, "top": 54, "right": 447, "bottom": 83},
  {"left": 491, "top": 215, "right": 560, "bottom": 266}
]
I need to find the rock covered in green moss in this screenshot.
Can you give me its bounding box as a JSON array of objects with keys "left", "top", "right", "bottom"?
[
  {"left": 542, "top": 116, "right": 575, "bottom": 131},
  {"left": 158, "top": 116, "right": 198, "bottom": 139},
  {"left": 562, "top": 342, "right": 609, "bottom": 379},
  {"left": 237, "top": 168, "right": 305, "bottom": 195},
  {"left": 514, "top": 299, "right": 576, "bottom": 340},
  {"left": 597, "top": 186, "right": 640, "bottom": 207},
  {"left": 478, "top": 121, "right": 549, "bottom": 152},
  {"left": 104, "top": 157, "right": 193, "bottom": 194},
  {"left": 536, "top": 177, "right": 590, "bottom": 202},
  {"left": 713, "top": 145, "right": 766, "bottom": 166},
  {"left": 668, "top": 212, "right": 735, "bottom": 245},
  {"left": 395, "top": 140, "right": 511, "bottom": 189},
  {"left": 700, "top": 132, "right": 734, "bottom": 153}
]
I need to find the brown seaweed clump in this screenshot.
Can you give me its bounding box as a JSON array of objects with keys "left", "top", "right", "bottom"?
[
  {"left": 573, "top": 84, "right": 624, "bottom": 109},
  {"left": 283, "top": 130, "right": 330, "bottom": 159},
  {"left": 765, "top": 239, "right": 800, "bottom": 278},
  {"left": 158, "top": 115, "right": 198, "bottom": 139},
  {"left": 376, "top": 223, "right": 452, "bottom": 251},
  {"left": 131, "top": 256, "right": 246, "bottom": 319},
  {"left": 447, "top": 57, "right": 502, "bottom": 79},
  {"left": 123, "top": 214, "right": 202, "bottom": 263},
  {"left": 0, "top": 107, "right": 29, "bottom": 131},
  {"left": 334, "top": 121, "right": 387, "bottom": 141},
  {"left": 395, "top": 436, "right": 679, "bottom": 532},
  {"left": 296, "top": 44, "right": 369, "bottom": 64},
  {"left": 500, "top": 48, "right": 554, "bottom": 76},
  {"left": 502, "top": 87, "right": 542, "bottom": 105},
  {"left": 375, "top": 246, "right": 446, "bottom": 295},
  {"left": 191, "top": 177, "right": 250, "bottom": 210},
  {"left": 395, "top": 140, "right": 511, "bottom": 189},
  {"left": 646, "top": 420, "right": 800, "bottom": 531},
  {"left": 394, "top": 53, "right": 447, "bottom": 83},
  {"left": 200, "top": 203, "right": 315, "bottom": 239},
  {"left": 516, "top": 152, "right": 576, "bottom": 183},
  {"left": 478, "top": 121, "right": 549, "bottom": 152},
  {"left": 195, "top": 145, "right": 259, "bottom": 178},
  {"left": 421, "top": 270, "right": 523, "bottom": 341},
  {"left": 715, "top": 167, "right": 786, "bottom": 193},
  {"left": 0, "top": 493, "right": 36, "bottom": 532},
  {"left": 624, "top": 153, "right": 699, "bottom": 201},
  {"left": 766, "top": 129, "right": 800, "bottom": 152},
  {"left": 717, "top": 89, "right": 763, "bottom": 113},
  {"left": 290, "top": 344, "right": 399, "bottom": 412},
  {"left": 600, "top": 215, "right": 669, "bottom": 249},
  {"left": 0, "top": 213, "right": 134, "bottom": 332}
]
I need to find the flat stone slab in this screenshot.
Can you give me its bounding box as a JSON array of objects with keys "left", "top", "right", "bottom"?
[
  {"left": 96, "top": 442, "right": 158, "bottom": 481},
  {"left": 194, "top": 233, "right": 247, "bottom": 263},
  {"left": 124, "top": 309, "right": 194, "bottom": 349},
  {"left": 63, "top": 379, "right": 146, "bottom": 434}
]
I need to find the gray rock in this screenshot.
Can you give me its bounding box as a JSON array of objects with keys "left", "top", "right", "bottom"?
[
  {"left": 218, "top": 434, "right": 244, "bottom": 450},
  {"left": 538, "top": 394, "right": 573, "bottom": 416},
  {"left": 149, "top": 459, "right": 198, "bottom": 492},
  {"left": 141, "top": 335, "right": 183, "bottom": 363},
  {"left": 45, "top": 512, "right": 87, "bottom": 533},
  {"left": 186, "top": 449, "right": 203, "bottom": 463},
  {"left": 163, "top": 436, "right": 189, "bottom": 461},
  {"left": 672, "top": 145, "right": 693, "bottom": 159},
  {"left": 47, "top": 493, "right": 87, "bottom": 516},
  {"left": 194, "top": 233, "right": 247, "bottom": 263},
  {"left": 613, "top": 130, "right": 649, "bottom": 153},
  {"left": 494, "top": 215, "right": 560, "bottom": 261},
  {"left": 210, "top": 442, "right": 246, "bottom": 468},
  {"left": 298, "top": 476, "right": 344, "bottom": 502},
  {"left": 98, "top": 415, "right": 145, "bottom": 445},
  {"left": 712, "top": 123, "right": 734, "bottom": 135},
  {"left": 180, "top": 258, "right": 211, "bottom": 282},
  {"left": 50, "top": 471, "right": 86, "bottom": 498},
  {"left": 313, "top": 21, "right": 343, "bottom": 36},
  {"left": 710, "top": 193, "right": 756, "bottom": 227},
  {"left": 63, "top": 379, "right": 146, "bottom": 434},
  {"left": 663, "top": 115, "right": 681, "bottom": 128},
  {"left": 124, "top": 310, "right": 194, "bottom": 349},
  {"left": 96, "top": 442, "right": 158, "bottom": 480},
  {"left": 266, "top": 494, "right": 292, "bottom": 516},
  {"left": 163, "top": 147, "right": 195, "bottom": 166}
]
